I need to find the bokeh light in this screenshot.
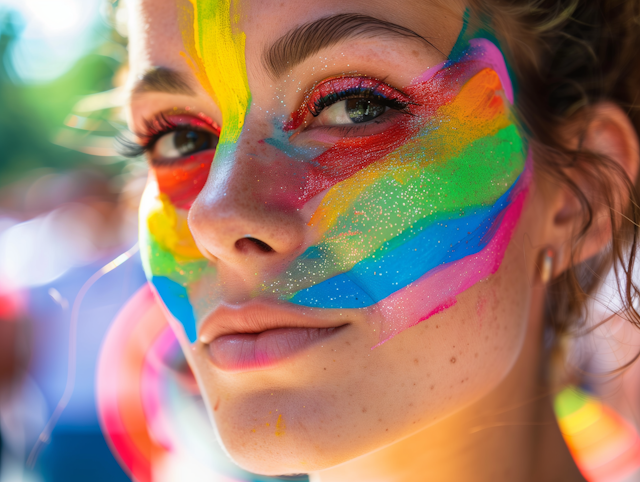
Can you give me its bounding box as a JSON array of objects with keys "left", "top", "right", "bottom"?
[{"left": 1, "top": 0, "right": 102, "bottom": 83}]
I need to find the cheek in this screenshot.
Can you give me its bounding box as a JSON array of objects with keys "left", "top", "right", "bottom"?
[
  {"left": 192, "top": 250, "right": 531, "bottom": 475},
  {"left": 154, "top": 154, "right": 213, "bottom": 209},
  {"left": 278, "top": 66, "right": 528, "bottom": 330},
  {"left": 139, "top": 176, "right": 210, "bottom": 344},
  {"left": 357, "top": 239, "right": 532, "bottom": 447}
]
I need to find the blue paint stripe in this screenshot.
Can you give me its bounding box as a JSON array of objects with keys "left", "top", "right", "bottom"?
[
  {"left": 288, "top": 175, "right": 521, "bottom": 309},
  {"left": 151, "top": 275, "right": 198, "bottom": 343}
]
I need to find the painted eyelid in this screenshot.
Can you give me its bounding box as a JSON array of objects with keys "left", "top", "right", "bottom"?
[
  {"left": 140, "top": 114, "right": 221, "bottom": 141},
  {"left": 165, "top": 114, "right": 220, "bottom": 131},
  {"left": 286, "top": 76, "right": 412, "bottom": 132},
  {"left": 309, "top": 77, "right": 411, "bottom": 112}
]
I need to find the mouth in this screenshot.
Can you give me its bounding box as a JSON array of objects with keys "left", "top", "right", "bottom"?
[{"left": 199, "top": 302, "right": 349, "bottom": 372}]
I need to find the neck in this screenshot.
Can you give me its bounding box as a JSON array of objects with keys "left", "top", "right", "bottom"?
[{"left": 312, "top": 290, "right": 586, "bottom": 482}]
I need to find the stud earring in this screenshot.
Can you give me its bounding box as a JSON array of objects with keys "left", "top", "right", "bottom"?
[{"left": 540, "top": 248, "right": 555, "bottom": 284}]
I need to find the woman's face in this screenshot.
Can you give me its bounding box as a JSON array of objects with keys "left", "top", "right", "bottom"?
[{"left": 128, "top": 0, "right": 547, "bottom": 474}]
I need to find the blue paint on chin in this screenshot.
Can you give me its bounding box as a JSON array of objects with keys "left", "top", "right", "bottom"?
[
  {"left": 287, "top": 174, "right": 523, "bottom": 309},
  {"left": 151, "top": 275, "right": 197, "bottom": 343}
]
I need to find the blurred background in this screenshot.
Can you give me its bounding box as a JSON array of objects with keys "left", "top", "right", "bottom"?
[{"left": 0, "top": 0, "right": 144, "bottom": 480}]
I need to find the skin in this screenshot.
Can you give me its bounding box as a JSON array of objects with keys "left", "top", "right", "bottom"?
[{"left": 126, "top": 0, "right": 640, "bottom": 480}]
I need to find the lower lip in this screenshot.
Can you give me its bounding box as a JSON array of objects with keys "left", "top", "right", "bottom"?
[{"left": 207, "top": 325, "right": 346, "bottom": 372}]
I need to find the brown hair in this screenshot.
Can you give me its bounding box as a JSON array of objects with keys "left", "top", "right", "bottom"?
[{"left": 469, "top": 0, "right": 640, "bottom": 362}]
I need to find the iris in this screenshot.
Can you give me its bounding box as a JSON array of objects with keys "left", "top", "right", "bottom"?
[{"left": 346, "top": 99, "right": 386, "bottom": 123}]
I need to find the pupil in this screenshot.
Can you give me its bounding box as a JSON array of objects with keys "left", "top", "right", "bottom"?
[
  {"left": 346, "top": 99, "right": 386, "bottom": 123},
  {"left": 175, "top": 129, "right": 210, "bottom": 154}
]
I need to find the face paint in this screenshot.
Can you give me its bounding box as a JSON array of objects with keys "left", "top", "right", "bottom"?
[
  {"left": 139, "top": 8, "right": 530, "bottom": 347},
  {"left": 181, "top": 0, "right": 251, "bottom": 154},
  {"left": 140, "top": 0, "right": 251, "bottom": 343},
  {"left": 270, "top": 37, "right": 530, "bottom": 344}
]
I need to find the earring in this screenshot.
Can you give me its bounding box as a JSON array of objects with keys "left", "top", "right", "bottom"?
[{"left": 540, "top": 248, "right": 555, "bottom": 284}]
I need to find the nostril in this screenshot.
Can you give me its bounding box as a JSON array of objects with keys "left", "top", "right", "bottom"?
[{"left": 234, "top": 236, "right": 275, "bottom": 254}]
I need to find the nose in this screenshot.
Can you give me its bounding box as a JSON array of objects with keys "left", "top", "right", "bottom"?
[{"left": 188, "top": 130, "right": 308, "bottom": 276}]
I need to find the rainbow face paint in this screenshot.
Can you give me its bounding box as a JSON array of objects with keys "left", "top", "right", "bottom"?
[
  {"left": 140, "top": 0, "right": 250, "bottom": 343},
  {"left": 273, "top": 37, "right": 530, "bottom": 342},
  {"left": 139, "top": 7, "right": 530, "bottom": 346}
]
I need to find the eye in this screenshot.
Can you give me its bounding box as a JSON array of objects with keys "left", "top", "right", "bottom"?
[
  {"left": 285, "top": 76, "right": 414, "bottom": 134},
  {"left": 317, "top": 98, "right": 389, "bottom": 126},
  {"left": 152, "top": 128, "right": 218, "bottom": 160}
]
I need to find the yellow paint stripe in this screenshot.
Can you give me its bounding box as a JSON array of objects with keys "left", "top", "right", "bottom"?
[{"left": 180, "top": 0, "right": 251, "bottom": 147}]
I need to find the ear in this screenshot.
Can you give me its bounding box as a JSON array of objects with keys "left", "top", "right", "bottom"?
[{"left": 545, "top": 102, "right": 640, "bottom": 277}]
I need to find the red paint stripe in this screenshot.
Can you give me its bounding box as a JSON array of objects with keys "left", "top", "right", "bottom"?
[
  {"left": 295, "top": 61, "right": 473, "bottom": 205},
  {"left": 154, "top": 151, "right": 214, "bottom": 210}
]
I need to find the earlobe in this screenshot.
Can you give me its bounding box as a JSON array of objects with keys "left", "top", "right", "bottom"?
[{"left": 545, "top": 102, "right": 640, "bottom": 276}]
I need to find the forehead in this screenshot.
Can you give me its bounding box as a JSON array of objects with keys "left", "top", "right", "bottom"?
[{"left": 128, "top": 0, "right": 466, "bottom": 78}]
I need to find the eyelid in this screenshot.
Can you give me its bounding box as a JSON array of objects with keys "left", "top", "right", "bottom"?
[
  {"left": 116, "top": 112, "right": 221, "bottom": 159},
  {"left": 285, "top": 75, "right": 414, "bottom": 132},
  {"left": 142, "top": 113, "right": 220, "bottom": 139}
]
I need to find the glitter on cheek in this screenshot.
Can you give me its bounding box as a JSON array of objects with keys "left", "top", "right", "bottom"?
[
  {"left": 275, "top": 414, "right": 286, "bottom": 436},
  {"left": 372, "top": 176, "right": 529, "bottom": 344},
  {"left": 272, "top": 36, "right": 530, "bottom": 345}
]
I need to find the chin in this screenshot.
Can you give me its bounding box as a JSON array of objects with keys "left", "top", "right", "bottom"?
[{"left": 210, "top": 391, "right": 351, "bottom": 476}]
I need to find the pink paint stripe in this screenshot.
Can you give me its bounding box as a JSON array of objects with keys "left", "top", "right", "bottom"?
[
  {"left": 410, "top": 39, "right": 513, "bottom": 104},
  {"left": 411, "top": 61, "right": 447, "bottom": 85},
  {"left": 374, "top": 182, "right": 528, "bottom": 346}
]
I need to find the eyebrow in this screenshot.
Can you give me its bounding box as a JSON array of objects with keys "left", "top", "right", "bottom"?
[
  {"left": 130, "top": 67, "right": 195, "bottom": 96},
  {"left": 263, "top": 13, "right": 444, "bottom": 79}
]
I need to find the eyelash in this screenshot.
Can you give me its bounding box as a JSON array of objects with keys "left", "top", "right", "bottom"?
[
  {"left": 115, "top": 114, "right": 176, "bottom": 158},
  {"left": 284, "top": 76, "right": 417, "bottom": 132},
  {"left": 115, "top": 114, "right": 218, "bottom": 159},
  {"left": 117, "top": 77, "right": 416, "bottom": 159},
  {"left": 307, "top": 77, "right": 414, "bottom": 118}
]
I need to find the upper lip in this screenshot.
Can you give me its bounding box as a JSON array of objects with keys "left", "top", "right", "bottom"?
[{"left": 198, "top": 300, "right": 348, "bottom": 344}]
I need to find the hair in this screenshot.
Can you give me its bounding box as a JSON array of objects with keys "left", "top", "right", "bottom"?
[{"left": 468, "top": 0, "right": 640, "bottom": 373}]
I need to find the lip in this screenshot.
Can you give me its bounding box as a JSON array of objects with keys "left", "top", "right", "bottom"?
[{"left": 199, "top": 302, "right": 348, "bottom": 372}]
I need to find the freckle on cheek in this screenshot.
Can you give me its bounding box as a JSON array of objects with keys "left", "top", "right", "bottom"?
[{"left": 476, "top": 296, "right": 487, "bottom": 320}]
